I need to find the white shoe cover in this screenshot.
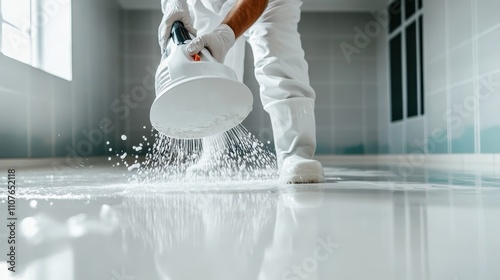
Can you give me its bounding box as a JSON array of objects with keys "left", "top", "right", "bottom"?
[{"left": 279, "top": 155, "right": 325, "bottom": 184}]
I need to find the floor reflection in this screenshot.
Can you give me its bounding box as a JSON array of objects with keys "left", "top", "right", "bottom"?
[{"left": 119, "top": 188, "right": 330, "bottom": 280}]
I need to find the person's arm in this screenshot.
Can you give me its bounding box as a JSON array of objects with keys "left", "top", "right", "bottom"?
[{"left": 222, "top": 0, "right": 268, "bottom": 38}]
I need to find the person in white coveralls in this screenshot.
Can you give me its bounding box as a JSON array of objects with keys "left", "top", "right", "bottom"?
[{"left": 159, "top": 0, "right": 325, "bottom": 183}]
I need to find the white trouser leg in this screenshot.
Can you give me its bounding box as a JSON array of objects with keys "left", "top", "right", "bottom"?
[
  {"left": 246, "top": 0, "right": 324, "bottom": 183},
  {"left": 246, "top": 0, "right": 315, "bottom": 105}
]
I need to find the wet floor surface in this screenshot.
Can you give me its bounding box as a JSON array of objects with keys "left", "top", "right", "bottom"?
[{"left": 0, "top": 159, "right": 499, "bottom": 280}]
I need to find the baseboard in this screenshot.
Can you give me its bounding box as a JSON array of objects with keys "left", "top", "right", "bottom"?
[
  {"left": 0, "top": 157, "right": 114, "bottom": 170},
  {"left": 315, "top": 154, "right": 500, "bottom": 173}
]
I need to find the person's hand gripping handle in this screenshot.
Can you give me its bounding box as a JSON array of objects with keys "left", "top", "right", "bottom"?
[{"left": 170, "top": 21, "right": 201, "bottom": 61}]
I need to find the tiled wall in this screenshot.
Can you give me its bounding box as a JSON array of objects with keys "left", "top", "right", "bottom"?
[
  {"left": 381, "top": 0, "right": 500, "bottom": 154},
  {"left": 309, "top": 13, "right": 379, "bottom": 155},
  {"left": 121, "top": 10, "right": 163, "bottom": 152},
  {"left": 244, "top": 13, "right": 380, "bottom": 155},
  {"left": 0, "top": 0, "right": 123, "bottom": 159}
]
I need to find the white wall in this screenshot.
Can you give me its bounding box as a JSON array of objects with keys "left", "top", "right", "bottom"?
[
  {"left": 4, "top": 1, "right": 499, "bottom": 159},
  {"left": 116, "top": 0, "right": 388, "bottom": 12},
  {"left": 0, "top": 0, "right": 123, "bottom": 160},
  {"left": 121, "top": 10, "right": 162, "bottom": 151},
  {"left": 376, "top": 11, "right": 390, "bottom": 154}
]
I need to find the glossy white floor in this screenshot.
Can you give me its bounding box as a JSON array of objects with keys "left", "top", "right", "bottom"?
[{"left": 0, "top": 156, "right": 499, "bottom": 280}]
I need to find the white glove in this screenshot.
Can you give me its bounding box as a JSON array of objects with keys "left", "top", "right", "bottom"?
[
  {"left": 158, "top": 0, "right": 197, "bottom": 55},
  {"left": 186, "top": 24, "right": 235, "bottom": 63}
]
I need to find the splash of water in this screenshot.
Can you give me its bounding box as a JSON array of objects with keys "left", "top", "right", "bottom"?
[{"left": 132, "top": 125, "right": 278, "bottom": 183}]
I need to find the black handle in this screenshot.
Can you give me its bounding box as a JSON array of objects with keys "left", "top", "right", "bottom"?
[{"left": 171, "top": 21, "right": 191, "bottom": 45}]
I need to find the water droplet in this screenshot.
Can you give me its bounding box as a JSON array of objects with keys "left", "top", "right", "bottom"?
[
  {"left": 30, "top": 200, "right": 38, "bottom": 209},
  {"left": 128, "top": 163, "right": 141, "bottom": 171},
  {"left": 121, "top": 135, "right": 127, "bottom": 141},
  {"left": 106, "top": 141, "right": 110, "bottom": 145}
]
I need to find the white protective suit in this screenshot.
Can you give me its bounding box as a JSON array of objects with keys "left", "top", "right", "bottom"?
[{"left": 160, "top": 0, "right": 325, "bottom": 183}]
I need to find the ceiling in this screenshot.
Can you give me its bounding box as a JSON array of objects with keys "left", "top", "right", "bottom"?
[{"left": 117, "top": 0, "right": 387, "bottom": 12}]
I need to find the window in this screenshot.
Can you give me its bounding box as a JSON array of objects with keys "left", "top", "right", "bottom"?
[
  {"left": 1, "top": 0, "right": 32, "bottom": 64},
  {"left": 388, "top": 0, "right": 424, "bottom": 122},
  {"left": 388, "top": 0, "right": 401, "bottom": 33},
  {"left": 0, "top": 0, "right": 72, "bottom": 80},
  {"left": 390, "top": 34, "right": 403, "bottom": 122}
]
